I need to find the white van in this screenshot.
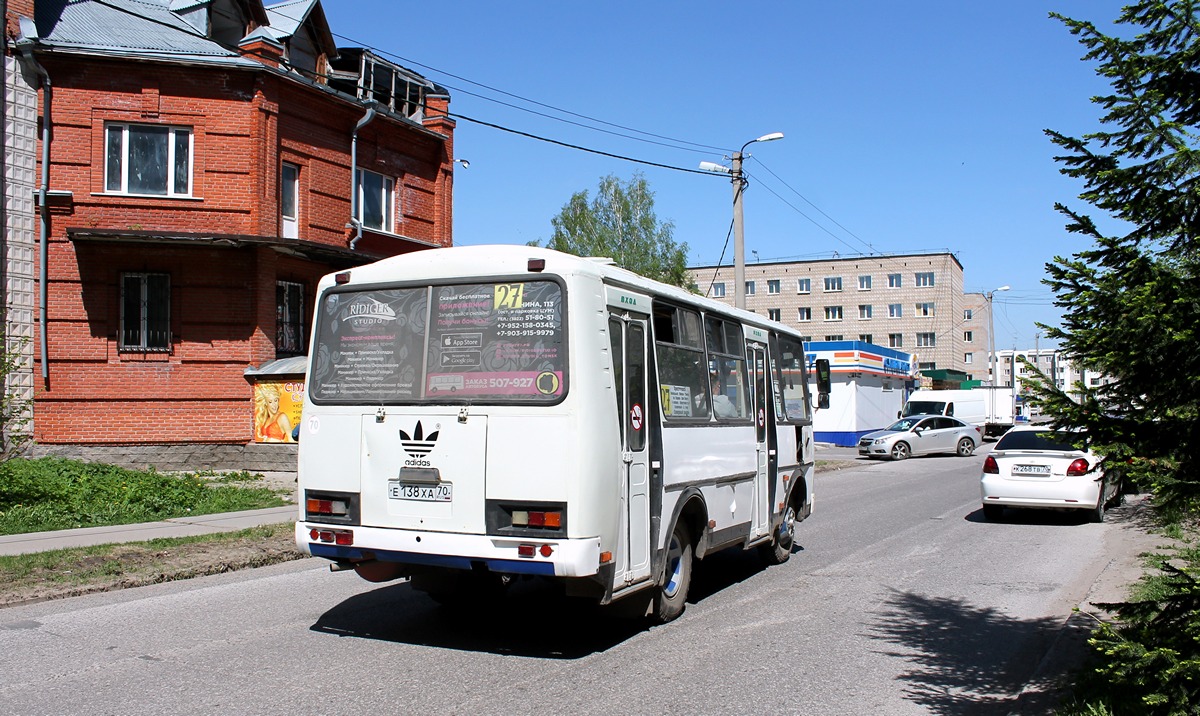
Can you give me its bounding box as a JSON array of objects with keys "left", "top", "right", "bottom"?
[{"left": 901, "top": 388, "right": 1014, "bottom": 437}]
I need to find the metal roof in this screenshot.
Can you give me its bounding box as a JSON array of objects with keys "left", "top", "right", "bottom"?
[{"left": 31, "top": 0, "right": 257, "bottom": 66}]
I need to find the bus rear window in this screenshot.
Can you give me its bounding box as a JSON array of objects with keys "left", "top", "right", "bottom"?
[{"left": 310, "top": 280, "right": 565, "bottom": 403}]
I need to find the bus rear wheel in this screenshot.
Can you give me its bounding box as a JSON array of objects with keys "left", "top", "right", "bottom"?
[
  {"left": 759, "top": 503, "right": 796, "bottom": 565},
  {"left": 654, "top": 522, "right": 693, "bottom": 623}
]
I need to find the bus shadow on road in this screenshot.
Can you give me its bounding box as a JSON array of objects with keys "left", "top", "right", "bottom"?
[
  {"left": 867, "top": 587, "right": 1080, "bottom": 715},
  {"left": 309, "top": 577, "right": 652, "bottom": 658}
]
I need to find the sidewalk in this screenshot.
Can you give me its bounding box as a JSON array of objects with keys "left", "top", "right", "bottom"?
[{"left": 0, "top": 505, "right": 299, "bottom": 556}]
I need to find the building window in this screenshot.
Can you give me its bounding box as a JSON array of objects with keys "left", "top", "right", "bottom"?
[
  {"left": 859, "top": 334, "right": 873, "bottom": 344},
  {"left": 964, "top": 330, "right": 973, "bottom": 343},
  {"left": 797, "top": 278, "right": 811, "bottom": 294},
  {"left": 859, "top": 304, "right": 873, "bottom": 320},
  {"left": 767, "top": 279, "right": 781, "bottom": 294},
  {"left": 276, "top": 281, "right": 305, "bottom": 357},
  {"left": 825, "top": 334, "right": 844, "bottom": 341},
  {"left": 965, "top": 352, "right": 974, "bottom": 364},
  {"left": 915, "top": 272, "right": 935, "bottom": 287},
  {"left": 917, "top": 332, "right": 936, "bottom": 347},
  {"left": 281, "top": 163, "right": 299, "bottom": 239},
  {"left": 823, "top": 277, "right": 843, "bottom": 292},
  {"left": 888, "top": 333, "right": 903, "bottom": 348},
  {"left": 745, "top": 280, "right": 756, "bottom": 296},
  {"left": 824, "top": 306, "right": 843, "bottom": 321},
  {"left": 120, "top": 272, "right": 171, "bottom": 351},
  {"left": 919, "top": 361, "right": 937, "bottom": 371},
  {"left": 798, "top": 307, "right": 812, "bottom": 322},
  {"left": 768, "top": 308, "right": 781, "bottom": 321},
  {"left": 858, "top": 275, "right": 872, "bottom": 290},
  {"left": 916, "top": 302, "right": 935, "bottom": 317},
  {"left": 888, "top": 273, "right": 902, "bottom": 288},
  {"left": 963, "top": 308, "right": 973, "bottom": 320},
  {"left": 356, "top": 169, "right": 395, "bottom": 232},
  {"left": 800, "top": 335, "right": 813, "bottom": 344},
  {"left": 711, "top": 282, "right": 726, "bottom": 298},
  {"left": 105, "top": 123, "right": 192, "bottom": 196},
  {"left": 888, "top": 303, "right": 902, "bottom": 318}
]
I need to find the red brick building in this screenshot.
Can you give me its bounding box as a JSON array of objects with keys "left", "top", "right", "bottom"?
[{"left": 2, "top": 0, "right": 454, "bottom": 465}]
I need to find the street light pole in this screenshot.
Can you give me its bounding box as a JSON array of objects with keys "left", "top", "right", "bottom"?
[
  {"left": 986, "top": 285, "right": 1010, "bottom": 387},
  {"left": 701, "top": 132, "right": 783, "bottom": 310}
]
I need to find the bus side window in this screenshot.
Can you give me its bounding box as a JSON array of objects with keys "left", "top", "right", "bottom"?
[{"left": 947, "top": 402, "right": 955, "bottom": 417}]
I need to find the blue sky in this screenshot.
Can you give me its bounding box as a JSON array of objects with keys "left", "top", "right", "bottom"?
[{"left": 320, "top": 1, "right": 1128, "bottom": 350}]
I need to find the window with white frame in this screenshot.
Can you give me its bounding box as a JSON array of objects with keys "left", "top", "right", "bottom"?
[
  {"left": 825, "top": 334, "right": 843, "bottom": 341},
  {"left": 823, "top": 276, "right": 843, "bottom": 292},
  {"left": 964, "top": 330, "right": 973, "bottom": 343},
  {"left": 917, "top": 332, "right": 936, "bottom": 347},
  {"left": 796, "top": 278, "right": 811, "bottom": 294},
  {"left": 824, "top": 306, "right": 843, "bottom": 321},
  {"left": 888, "top": 303, "right": 902, "bottom": 318},
  {"left": 356, "top": 168, "right": 395, "bottom": 232},
  {"left": 888, "top": 333, "right": 903, "bottom": 348},
  {"left": 276, "top": 281, "right": 305, "bottom": 357},
  {"left": 963, "top": 308, "right": 973, "bottom": 320},
  {"left": 745, "top": 280, "right": 756, "bottom": 296},
  {"left": 120, "top": 272, "right": 171, "bottom": 351},
  {"left": 711, "top": 282, "right": 726, "bottom": 298},
  {"left": 859, "top": 333, "right": 873, "bottom": 344},
  {"left": 859, "top": 304, "right": 873, "bottom": 319},
  {"left": 916, "top": 302, "right": 935, "bottom": 317},
  {"left": 105, "top": 123, "right": 192, "bottom": 196},
  {"left": 281, "top": 162, "right": 299, "bottom": 239},
  {"left": 858, "top": 275, "right": 872, "bottom": 290},
  {"left": 797, "top": 307, "right": 812, "bottom": 322},
  {"left": 767, "top": 279, "right": 781, "bottom": 294},
  {"left": 888, "top": 273, "right": 902, "bottom": 288},
  {"left": 915, "top": 272, "right": 935, "bottom": 287},
  {"left": 964, "top": 352, "right": 974, "bottom": 364},
  {"left": 768, "top": 308, "right": 781, "bottom": 321}
]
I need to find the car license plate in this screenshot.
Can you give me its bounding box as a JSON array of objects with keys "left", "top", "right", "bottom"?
[
  {"left": 388, "top": 481, "right": 453, "bottom": 502},
  {"left": 1011, "top": 464, "right": 1051, "bottom": 476}
]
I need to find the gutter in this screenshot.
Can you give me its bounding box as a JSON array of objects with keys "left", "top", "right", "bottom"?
[
  {"left": 348, "top": 103, "right": 377, "bottom": 251},
  {"left": 14, "top": 21, "right": 51, "bottom": 383}
]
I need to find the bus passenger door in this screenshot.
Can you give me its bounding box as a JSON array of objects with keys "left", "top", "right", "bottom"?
[
  {"left": 749, "top": 342, "right": 770, "bottom": 538},
  {"left": 609, "top": 313, "right": 652, "bottom": 583}
]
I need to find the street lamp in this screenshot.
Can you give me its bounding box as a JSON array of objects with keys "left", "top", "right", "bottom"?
[
  {"left": 699, "top": 132, "right": 784, "bottom": 309},
  {"left": 986, "top": 285, "right": 1010, "bottom": 387}
]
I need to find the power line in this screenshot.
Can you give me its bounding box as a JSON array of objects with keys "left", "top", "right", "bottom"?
[
  {"left": 750, "top": 157, "right": 877, "bottom": 255},
  {"left": 743, "top": 171, "right": 870, "bottom": 255}
]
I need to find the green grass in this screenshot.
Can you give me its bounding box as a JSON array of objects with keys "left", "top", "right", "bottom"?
[{"left": 0, "top": 457, "right": 288, "bottom": 535}]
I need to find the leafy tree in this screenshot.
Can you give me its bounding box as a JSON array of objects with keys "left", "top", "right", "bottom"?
[
  {"left": 1031, "top": 1, "right": 1200, "bottom": 514},
  {"left": 537, "top": 173, "right": 697, "bottom": 290}
]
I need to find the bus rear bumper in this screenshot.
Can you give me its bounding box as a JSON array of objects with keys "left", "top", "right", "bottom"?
[{"left": 296, "top": 522, "right": 602, "bottom": 578}]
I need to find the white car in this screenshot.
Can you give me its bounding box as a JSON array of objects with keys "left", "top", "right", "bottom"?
[
  {"left": 857, "top": 414, "right": 981, "bottom": 461},
  {"left": 980, "top": 426, "right": 1122, "bottom": 522}
]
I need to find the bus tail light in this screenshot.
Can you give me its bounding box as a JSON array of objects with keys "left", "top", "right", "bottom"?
[
  {"left": 309, "top": 528, "right": 354, "bottom": 545},
  {"left": 306, "top": 498, "right": 348, "bottom": 517},
  {"left": 512, "top": 510, "right": 562, "bottom": 529},
  {"left": 516, "top": 543, "right": 555, "bottom": 559}
]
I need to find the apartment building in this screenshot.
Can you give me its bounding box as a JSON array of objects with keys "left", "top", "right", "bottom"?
[
  {"left": 3, "top": 0, "right": 455, "bottom": 461},
  {"left": 689, "top": 252, "right": 978, "bottom": 379}
]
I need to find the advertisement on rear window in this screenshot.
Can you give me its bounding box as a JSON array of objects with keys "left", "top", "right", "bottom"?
[
  {"left": 310, "top": 288, "right": 427, "bottom": 402},
  {"left": 425, "top": 282, "right": 564, "bottom": 400},
  {"left": 310, "top": 281, "right": 565, "bottom": 403}
]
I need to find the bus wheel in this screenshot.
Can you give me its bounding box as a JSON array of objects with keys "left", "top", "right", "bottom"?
[
  {"left": 654, "top": 522, "right": 693, "bottom": 623},
  {"left": 759, "top": 504, "right": 796, "bottom": 566}
]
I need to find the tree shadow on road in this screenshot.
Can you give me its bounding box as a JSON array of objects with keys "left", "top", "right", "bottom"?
[{"left": 866, "top": 587, "right": 1090, "bottom": 715}]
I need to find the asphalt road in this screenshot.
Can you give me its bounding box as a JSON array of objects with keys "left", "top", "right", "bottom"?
[{"left": 0, "top": 446, "right": 1154, "bottom": 715}]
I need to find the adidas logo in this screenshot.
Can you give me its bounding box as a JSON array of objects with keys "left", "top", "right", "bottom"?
[{"left": 399, "top": 421, "right": 439, "bottom": 457}]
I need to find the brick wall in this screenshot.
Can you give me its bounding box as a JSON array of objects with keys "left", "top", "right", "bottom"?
[{"left": 26, "top": 53, "right": 453, "bottom": 444}]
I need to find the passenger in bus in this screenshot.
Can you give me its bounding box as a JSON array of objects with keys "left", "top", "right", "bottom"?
[{"left": 711, "top": 375, "right": 739, "bottom": 419}]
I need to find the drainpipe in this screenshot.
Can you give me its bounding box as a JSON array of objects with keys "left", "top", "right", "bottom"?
[
  {"left": 348, "top": 103, "right": 377, "bottom": 251},
  {"left": 16, "top": 32, "right": 51, "bottom": 383}
]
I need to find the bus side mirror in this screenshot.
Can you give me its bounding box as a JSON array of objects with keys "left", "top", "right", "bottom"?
[{"left": 815, "top": 358, "right": 831, "bottom": 410}]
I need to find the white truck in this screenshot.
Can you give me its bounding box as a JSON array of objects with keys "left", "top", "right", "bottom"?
[{"left": 901, "top": 387, "right": 1015, "bottom": 437}]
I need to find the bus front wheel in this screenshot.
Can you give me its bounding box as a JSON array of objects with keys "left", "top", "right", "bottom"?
[
  {"left": 654, "top": 522, "right": 693, "bottom": 623},
  {"left": 759, "top": 503, "right": 796, "bottom": 566}
]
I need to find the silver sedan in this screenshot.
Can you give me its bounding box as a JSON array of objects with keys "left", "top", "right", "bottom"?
[{"left": 858, "top": 414, "right": 982, "bottom": 461}]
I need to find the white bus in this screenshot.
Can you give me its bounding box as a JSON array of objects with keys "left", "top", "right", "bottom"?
[{"left": 295, "top": 245, "right": 823, "bottom": 622}]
